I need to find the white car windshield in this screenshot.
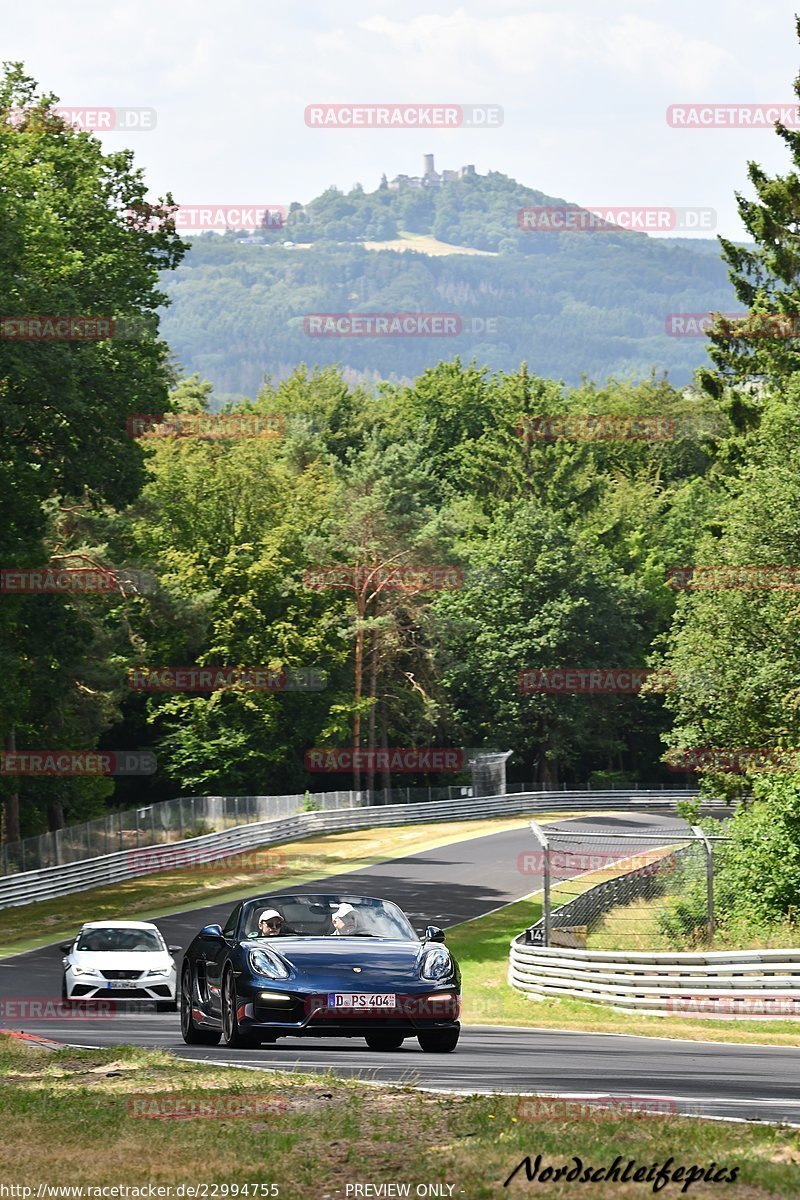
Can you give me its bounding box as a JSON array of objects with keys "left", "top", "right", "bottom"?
[
  {"left": 76, "top": 928, "right": 163, "bottom": 953},
  {"left": 241, "top": 895, "right": 417, "bottom": 940}
]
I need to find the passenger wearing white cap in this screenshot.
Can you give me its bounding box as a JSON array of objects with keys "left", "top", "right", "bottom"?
[
  {"left": 330, "top": 903, "right": 359, "bottom": 936},
  {"left": 257, "top": 908, "right": 286, "bottom": 937}
]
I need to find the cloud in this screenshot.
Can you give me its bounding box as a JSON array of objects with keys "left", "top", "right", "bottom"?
[{"left": 357, "top": 8, "right": 733, "bottom": 91}]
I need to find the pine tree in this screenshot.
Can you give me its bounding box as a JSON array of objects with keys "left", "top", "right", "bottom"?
[{"left": 701, "top": 17, "right": 800, "bottom": 407}]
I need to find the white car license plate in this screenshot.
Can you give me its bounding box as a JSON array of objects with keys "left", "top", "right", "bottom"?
[
  {"left": 327, "top": 993, "right": 396, "bottom": 1008},
  {"left": 105, "top": 980, "right": 137, "bottom": 990}
]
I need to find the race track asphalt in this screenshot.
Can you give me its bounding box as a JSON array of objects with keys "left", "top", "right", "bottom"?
[{"left": 4, "top": 810, "right": 800, "bottom": 1124}]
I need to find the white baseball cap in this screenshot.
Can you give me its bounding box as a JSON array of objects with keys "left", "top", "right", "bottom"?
[
  {"left": 332, "top": 903, "right": 357, "bottom": 920},
  {"left": 258, "top": 909, "right": 283, "bottom": 923}
]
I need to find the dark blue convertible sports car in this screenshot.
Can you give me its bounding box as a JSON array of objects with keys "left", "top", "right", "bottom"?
[{"left": 180, "top": 892, "right": 461, "bottom": 1052}]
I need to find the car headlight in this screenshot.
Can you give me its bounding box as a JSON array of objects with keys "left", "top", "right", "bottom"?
[
  {"left": 420, "top": 947, "right": 453, "bottom": 981},
  {"left": 248, "top": 947, "right": 290, "bottom": 980},
  {"left": 72, "top": 966, "right": 102, "bottom": 978},
  {"left": 144, "top": 968, "right": 169, "bottom": 977}
]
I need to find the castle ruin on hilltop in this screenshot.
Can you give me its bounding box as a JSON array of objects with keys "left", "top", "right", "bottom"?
[{"left": 386, "top": 154, "right": 476, "bottom": 191}]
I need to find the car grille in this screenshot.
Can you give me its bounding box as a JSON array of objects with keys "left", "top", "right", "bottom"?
[{"left": 100, "top": 970, "right": 144, "bottom": 980}]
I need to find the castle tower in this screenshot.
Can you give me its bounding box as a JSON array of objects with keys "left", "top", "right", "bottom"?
[{"left": 423, "top": 153, "right": 435, "bottom": 177}]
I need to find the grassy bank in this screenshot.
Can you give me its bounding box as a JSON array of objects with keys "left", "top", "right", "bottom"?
[
  {"left": 0, "top": 1034, "right": 798, "bottom": 1197},
  {"left": 587, "top": 895, "right": 800, "bottom": 952}
]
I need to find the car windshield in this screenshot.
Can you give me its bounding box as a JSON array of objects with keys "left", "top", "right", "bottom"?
[
  {"left": 240, "top": 894, "right": 417, "bottom": 941},
  {"left": 76, "top": 928, "right": 164, "bottom": 953}
]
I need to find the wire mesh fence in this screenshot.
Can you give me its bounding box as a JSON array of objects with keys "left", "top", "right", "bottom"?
[
  {"left": 0, "top": 790, "right": 361, "bottom": 876},
  {"left": 0, "top": 778, "right": 692, "bottom": 877},
  {"left": 525, "top": 822, "right": 730, "bottom": 949}
]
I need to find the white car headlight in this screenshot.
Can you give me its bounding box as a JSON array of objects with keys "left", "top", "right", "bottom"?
[
  {"left": 72, "top": 966, "right": 102, "bottom": 978},
  {"left": 248, "top": 947, "right": 290, "bottom": 980},
  {"left": 144, "top": 968, "right": 169, "bottom": 977},
  {"left": 420, "top": 947, "right": 453, "bottom": 981}
]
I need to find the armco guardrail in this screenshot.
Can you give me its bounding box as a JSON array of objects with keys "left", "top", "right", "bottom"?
[
  {"left": 508, "top": 943, "right": 800, "bottom": 1017},
  {"left": 0, "top": 789, "right": 702, "bottom": 910}
]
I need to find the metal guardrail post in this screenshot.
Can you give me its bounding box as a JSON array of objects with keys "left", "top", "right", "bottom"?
[
  {"left": 691, "top": 824, "right": 715, "bottom": 937},
  {"left": 529, "top": 820, "right": 551, "bottom": 946}
]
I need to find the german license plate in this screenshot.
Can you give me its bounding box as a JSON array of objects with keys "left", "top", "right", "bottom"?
[
  {"left": 105, "top": 980, "right": 136, "bottom": 990},
  {"left": 327, "top": 993, "right": 396, "bottom": 1008}
]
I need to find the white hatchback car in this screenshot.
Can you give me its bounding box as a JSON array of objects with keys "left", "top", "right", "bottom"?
[{"left": 60, "top": 920, "right": 180, "bottom": 1011}]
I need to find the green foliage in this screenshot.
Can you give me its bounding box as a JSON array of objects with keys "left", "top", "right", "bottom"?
[
  {"left": 0, "top": 63, "right": 186, "bottom": 831},
  {"left": 703, "top": 21, "right": 800, "bottom": 395},
  {"left": 675, "top": 796, "right": 702, "bottom": 825}
]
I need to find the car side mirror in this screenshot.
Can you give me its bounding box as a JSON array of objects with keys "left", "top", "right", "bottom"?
[
  {"left": 199, "top": 924, "right": 223, "bottom": 940},
  {"left": 423, "top": 926, "right": 445, "bottom": 943},
  {"left": 168, "top": 945, "right": 183, "bottom": 954},
  {"left": 58, "top": 943, "right": 71, "bottom": 954}
]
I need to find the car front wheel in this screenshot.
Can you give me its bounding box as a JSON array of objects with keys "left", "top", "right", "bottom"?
[
  {"left": 417, "top": 1027, "right": 459, "bottom": 1053},
  {"left": 221, "top": 968, "right": 259, "bottom": 1049},
  {"left": 180, "top": 963, "right": 221, "bottom": 1046}
]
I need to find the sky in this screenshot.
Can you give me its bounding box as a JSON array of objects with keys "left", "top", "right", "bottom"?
[{"left": 3, "top": 0, "right": 799, "bottom": 240}]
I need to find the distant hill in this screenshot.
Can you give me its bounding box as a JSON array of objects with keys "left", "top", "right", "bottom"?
[{"left": 159, "top": 168, "right": 739, "bottom": 395}]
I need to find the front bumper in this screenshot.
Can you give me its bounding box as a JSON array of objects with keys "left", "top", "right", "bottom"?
[
  {"left": 67, "top": 977, "right": 177, "bottom": 1002},
  {"left": 235, "top": 984, "right": 461, "bottom": 1034}
]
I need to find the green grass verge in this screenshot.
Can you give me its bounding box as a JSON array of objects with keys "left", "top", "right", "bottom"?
[
  {"left": 1, "top": 1035, "right": 799, "bottom": 1197},
  {"left": 588, "top": 894, "right": 800, "bottom": 952}
]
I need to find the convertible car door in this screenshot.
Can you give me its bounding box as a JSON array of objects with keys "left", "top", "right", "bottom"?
[{"left": 205, "top": 902, "right": 241, "bottom": 1018}]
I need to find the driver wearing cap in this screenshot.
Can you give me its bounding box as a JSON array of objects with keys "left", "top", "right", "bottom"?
[
  {"left": 330, "top": 903, "right": 359, "bottom": 935},
  {"left": 256, "top": 908, "right": 290, "bottom": 937}
]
